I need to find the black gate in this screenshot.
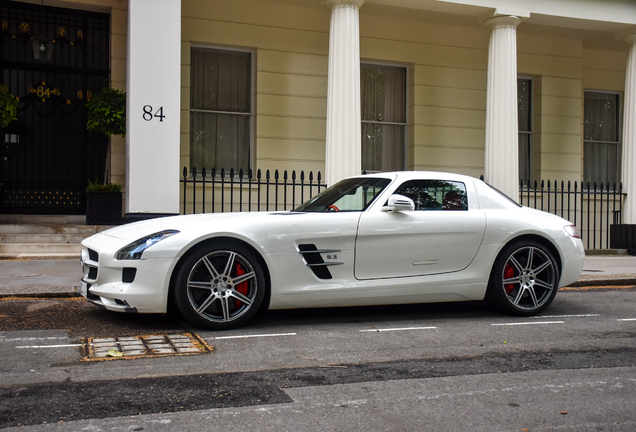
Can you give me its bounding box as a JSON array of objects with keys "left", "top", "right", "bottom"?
[{"left": 1, "top": 0, "right": 110, "bottom": 215}]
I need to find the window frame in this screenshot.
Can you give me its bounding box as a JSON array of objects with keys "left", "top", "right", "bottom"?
[
  {"left": 518, "top": 77, "right": 533, "bottom": 183},
  {"left": 189, "top": 45, "right": 256, "bottom": 176},
  {"left": 360, "top": 61, "right": 408, "bottom": 173},
  {"left": 583, "top": 89, "right": 622, "bottom": 189}
]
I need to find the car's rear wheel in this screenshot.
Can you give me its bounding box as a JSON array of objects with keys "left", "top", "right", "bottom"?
[
  {"left": 172, "top": 242, "right": 266, "bottom": 330},
  {"left": 485, "top": 240, "right": 560, "bottom": 316}
]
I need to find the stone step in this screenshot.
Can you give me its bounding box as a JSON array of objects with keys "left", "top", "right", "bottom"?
[
  {"left": 0, "top": 224, "right": 109, "bottom": 235},
  {"left": 0, "top": 214, "right": 86, "bottom": 225},
  {"left": 0, "top": 243, "right": 84, "bottom": 254},
  {"left": 0, "top": 233, "right": 93, "bottom": 244},
  {"left": 0, "top": 252, "right": 80, "bottom": 260},
  {"left": 0, "top": 215, "right": 111, "bottom": 259}
]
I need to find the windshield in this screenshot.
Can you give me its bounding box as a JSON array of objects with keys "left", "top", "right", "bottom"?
[{"left": 293, "top": 177, "right": 391, "bottom": 212}]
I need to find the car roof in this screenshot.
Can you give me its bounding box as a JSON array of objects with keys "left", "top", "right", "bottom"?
[{"left": 349, "top": 171, "right": 479, "bottom": 183}]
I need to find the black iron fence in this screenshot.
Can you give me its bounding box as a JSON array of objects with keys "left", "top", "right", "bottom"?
[
  {"left": 520, "top": 180, "right": 625, "bottom": 250},
  {"left": 180, "top": 168, "right": 627, "bottom": 250},
  {"left": 181, "top": 167, "right": 326, "bottom": 214}
]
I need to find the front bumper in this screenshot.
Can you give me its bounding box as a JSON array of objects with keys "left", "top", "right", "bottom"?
[
  {"left": 557, "top": 235, "right": 586, "bottom": 288},
  {"left": 80, "top": 236, "right": 178, "bottom": 314}
]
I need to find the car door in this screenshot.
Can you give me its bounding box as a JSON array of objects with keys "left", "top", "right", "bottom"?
[{"left": 354, "top": 179, "right": 486, "bottom": 280}]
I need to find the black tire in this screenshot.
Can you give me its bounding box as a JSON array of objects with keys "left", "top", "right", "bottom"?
[
  {"left": 485, "top": 240, "right": 560, "bottom": 316},
  {"left": 172, "top": 241, "right": 266, "bottom": 330}
]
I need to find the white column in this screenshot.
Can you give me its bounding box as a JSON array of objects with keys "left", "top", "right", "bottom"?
[
  {"left": 483, "top": 15, "right": 522, "bottom": 201},
  {"left": 325, "top": 0, "right": 364, "bottom": 187},
  {"left": 622, "top": 33, "right": 636, "bottom": 224},
  {"left": 125, "top": 0, "right": 181, "bottom": 220}
]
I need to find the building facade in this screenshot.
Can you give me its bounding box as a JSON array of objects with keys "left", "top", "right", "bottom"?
[{"left": 1, "top": 0, "right": 635, "bottom": 223}]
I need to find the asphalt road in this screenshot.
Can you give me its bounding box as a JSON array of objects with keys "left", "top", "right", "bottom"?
[{"left": 1, "top": 286, "right": 635, "bottom": 431}]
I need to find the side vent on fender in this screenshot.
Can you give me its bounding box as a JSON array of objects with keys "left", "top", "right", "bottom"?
[{"left": 298, "top": 244, "right": 343, "bottom": 280}]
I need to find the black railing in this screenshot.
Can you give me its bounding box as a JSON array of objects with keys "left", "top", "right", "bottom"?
[
  {"left": 180, "top": 168, "right": 627, "bottom": 250},
  {"left": 519, "top": 180, "right": 626, "bottom": 250},
  {"left": 181, "top": 167, "right": 326, "bottom": 214}
]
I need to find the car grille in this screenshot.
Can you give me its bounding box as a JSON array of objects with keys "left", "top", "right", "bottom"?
[
  {"left": 88, "top": 248, "right": 99, "bottom": 262},
  {"left": 88, "top": 266, "right": 98, "bottom": 280},
  {"left": 82, "top": 248, "right": 99, "bottom": 283}
]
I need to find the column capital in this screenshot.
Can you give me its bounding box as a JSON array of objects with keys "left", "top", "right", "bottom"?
[
  {"left": 323, "top": 0, "right": 364, "bottom": 10},
  {"left": 482, "top": 15, "right": 523, "bottom": 31}
]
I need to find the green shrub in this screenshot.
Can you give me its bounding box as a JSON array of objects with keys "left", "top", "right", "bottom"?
[
  {"left": 86, "top": 87, "right": 126, "bottom": 137},
  {"left": 0, "top": 85, "right": 18, "bottom": 129},
  {"left": 86, "top": 180, "right": 123, "bottom": 193}
]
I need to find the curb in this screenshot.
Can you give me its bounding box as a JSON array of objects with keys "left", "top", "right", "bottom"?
[
  {"left": 567, "top": 278, "right": 636, "bottom": 288},
  {"left": 0, "top": 291, "right": 82, "bottom": 299}
]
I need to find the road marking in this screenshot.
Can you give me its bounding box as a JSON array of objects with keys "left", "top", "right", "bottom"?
[
  {"left": 360, "top": 326, "right": 437, "bottom": 332},
  {"left": 0, "top": 336, "right": 68, "bottom": 343},
  {"left": 617, "top": 318, "right": 636, "bottom": 321},
  {"left": 491, "top": 321, "right": 565, "bottom": 326},
  {"left": 16, "top": 344, "right": 83, "bottom": 349},
  {"left": 533, "top": 314, "right": 600, "bottom": 318},
  {"left": 212, "top": 332, "right": 297, "bottom": 340}
]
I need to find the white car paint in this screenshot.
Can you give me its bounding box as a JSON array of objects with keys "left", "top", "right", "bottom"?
[{"left": 80, "top": 172, "right": 585, "bottom": 327}]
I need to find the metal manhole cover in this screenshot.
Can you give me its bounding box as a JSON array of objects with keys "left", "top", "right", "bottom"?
[{"left": 82, "top": 333, "right": 213, "bottom": 361}]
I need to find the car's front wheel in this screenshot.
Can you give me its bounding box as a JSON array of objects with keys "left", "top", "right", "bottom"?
[
  {"left": 172, "top": 241, "right": 266, "bottom": 330},
  {"left": 485, "top": 240, "right": 560, "bottom": 316}
]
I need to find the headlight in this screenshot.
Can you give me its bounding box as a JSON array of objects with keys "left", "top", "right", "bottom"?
[
  {"left": 563, "top": 225, "right": 581, "bottom": 239},
  {"left": 116, "top": 230, "right": 179, "bottom": 260}
]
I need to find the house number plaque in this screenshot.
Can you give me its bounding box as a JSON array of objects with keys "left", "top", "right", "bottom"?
[{"left": 142, "top": 105, "right": 165, "bottom": 122}]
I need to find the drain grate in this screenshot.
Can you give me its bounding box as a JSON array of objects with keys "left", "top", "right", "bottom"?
[{"left": 82, "top": 333, "right": 213, "bottom": 360}]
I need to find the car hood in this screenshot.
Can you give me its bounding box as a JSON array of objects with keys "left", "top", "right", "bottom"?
[{"left": 100, "top": 211, "right": 294, "bottom": 241}]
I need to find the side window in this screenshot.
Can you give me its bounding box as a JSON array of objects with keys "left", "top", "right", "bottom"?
[{"left": 394, "top": 180, "right": 468, "bottom": 211}]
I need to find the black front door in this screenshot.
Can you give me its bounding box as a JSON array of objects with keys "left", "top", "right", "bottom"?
[{"left": 1, "top": 0, "right": 110, "bottom": 215}]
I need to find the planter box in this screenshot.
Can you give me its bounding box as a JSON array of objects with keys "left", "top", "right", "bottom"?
[
  {"left": 610, "top": 224, "right": 636, "bottom": 255},
  {"left": 86, "top": 192, "right": 122, "bottom": 225}
]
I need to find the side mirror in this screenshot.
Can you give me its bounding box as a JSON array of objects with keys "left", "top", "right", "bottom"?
[{"left": 382, "top": 194, "right": 415, "bottom": 212}]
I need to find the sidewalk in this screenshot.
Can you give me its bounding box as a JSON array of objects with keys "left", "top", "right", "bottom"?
[{"left": 0, "top": 255, "right": 634, "bottom": 298}]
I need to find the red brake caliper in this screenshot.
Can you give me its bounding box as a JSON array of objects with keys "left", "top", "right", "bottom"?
[
  {"left": 234, "top": 263, "right": 249, "bottom": 307},
  {"left": 504, "top": 263, "right": 515, "bottom": 294}
]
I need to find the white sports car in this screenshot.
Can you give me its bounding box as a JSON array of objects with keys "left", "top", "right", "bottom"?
[{"left": 80, "top": 171, "right": 585, "bottom": 330}]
